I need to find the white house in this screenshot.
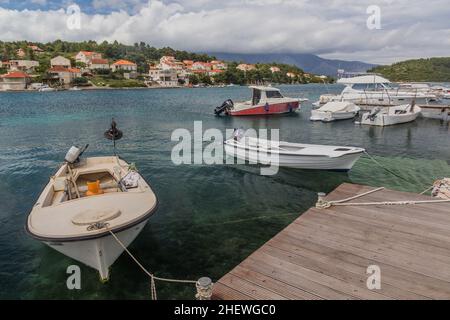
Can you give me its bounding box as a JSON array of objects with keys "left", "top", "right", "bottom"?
[
  {"left": 210, "top": 60, "right": 227, "bottom": 70},
  {"left": 111, "top": 60, "right": 137, "bottom": 72},
  {"left": 0, "top": 71, "right": 31, "bottom": 91},
  {"left": 51, "top": 56, "right": 71, "bottom": 68},
  {"left": 286, "top": 72, "right": 296, "bottom": 78},
  {"left": 270, "top": 66, "right": 281, "bottom": 73},
  {"left": 89, "top": 58, "right": 110, "bottom": 70},
  {"left": 192, "top": 62, "right": 212, "bottom": 71},
  {"left": 9, "top": 60, "right": 39, "bottom": 72},
  {"left": 47, "top": 67, "right": 81, "bottom": 85},
  {"left": 236, "top": 64, "right": 256, "bottom": 72},
  {"left": 75, "top": 51, "right": 103, "bottom": 65}
]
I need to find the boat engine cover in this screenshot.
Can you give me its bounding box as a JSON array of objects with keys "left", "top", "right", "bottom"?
[{"left": 71, "top": 208, "right": 121, "bottom": 226}]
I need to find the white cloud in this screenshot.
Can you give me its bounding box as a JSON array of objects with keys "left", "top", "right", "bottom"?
[{"left": 0, "top": 0, "right": 449, "bottom": 64}]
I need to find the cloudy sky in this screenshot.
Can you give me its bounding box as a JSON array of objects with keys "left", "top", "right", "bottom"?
[{"left": 0, "top": 0, "right": 449, "bottom": 64}]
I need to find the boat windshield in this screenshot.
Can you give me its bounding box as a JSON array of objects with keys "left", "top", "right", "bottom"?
[
  {"left": 352, "top": 83, "right": 393, "bottom": 91},
  {"left": 252, "top": 89, "right": 261, "bottom": 105},
  {"left": 266, "top": 90, "right": 283, "bottom": 99}
]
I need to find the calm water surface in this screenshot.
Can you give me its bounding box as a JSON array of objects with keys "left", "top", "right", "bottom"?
[{"left": 0, "top": 84, "right": 449, "bottom": 299}]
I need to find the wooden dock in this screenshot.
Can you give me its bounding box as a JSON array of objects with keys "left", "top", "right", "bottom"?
[{"left": 212, "top": 183, "right": 450, "bottom": 300}]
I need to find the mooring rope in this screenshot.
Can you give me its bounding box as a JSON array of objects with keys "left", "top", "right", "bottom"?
[
  {"left": 362, "top": 150, "right": 447, "bottom": 197},
  {"left": 107, "top": 229, "right": 198, "bottom": 300},
  {"left": 362, "top": 151, "right": 422, "bottom": 187},
  {"left": 316, "top": 186, "right": 450, "bottom": 209}
]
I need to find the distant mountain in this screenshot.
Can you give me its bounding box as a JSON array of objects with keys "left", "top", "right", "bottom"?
[
  {"left": 369, "top": 57, "right": 450, "bottom": 82},
  {"left": 208, "top": 53, "right": 377, "bottom": 76}
]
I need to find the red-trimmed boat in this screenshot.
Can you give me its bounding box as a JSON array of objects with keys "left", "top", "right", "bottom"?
[{"left": 214, "top": 86, "right": 300, "bottom": 116}]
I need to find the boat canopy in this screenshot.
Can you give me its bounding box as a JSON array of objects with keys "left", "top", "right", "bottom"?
[
  {"left": 319, "top": 101, "right": 355, "bottom": 112},
  {"left": 337, "top": 75, "right": 390, "bottom": 85},
  {"left": 249, "top": 86, "right": 280, "bottom": 92}
]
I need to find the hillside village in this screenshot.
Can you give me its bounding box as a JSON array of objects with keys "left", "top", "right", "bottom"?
[{"left": 0, "top": 41, "right": 330, "bottom": 91}]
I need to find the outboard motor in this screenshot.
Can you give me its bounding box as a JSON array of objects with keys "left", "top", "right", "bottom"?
[
  {"left": 65, "top": 144, "right": 89, "bottom": 164},
  {"left": 214, "top": 99, "right": 234, "bottom": 116},
  {"left": 366, "top": 107, "right": 381, "bottom": 121}
]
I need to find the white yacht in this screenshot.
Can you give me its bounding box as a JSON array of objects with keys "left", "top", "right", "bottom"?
[{"left": 316, "top": 75, "right": 436, "bottom": 106}]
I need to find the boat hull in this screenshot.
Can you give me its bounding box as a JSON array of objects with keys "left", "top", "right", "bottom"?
[
  {"left": 229, "top": 101, "right": 299, "bottom": 116},
  {"left": 419, "top": 106, "right": 450, "bottom": 121},
  {"left": 359, "top": 111, "right": 419, "bottom": 126},
  {"left": 44, "top": 219, "right": 149, "bottom": 281},
  {"left": 224, "top": 143, "right": 362, "bottom": 171}
]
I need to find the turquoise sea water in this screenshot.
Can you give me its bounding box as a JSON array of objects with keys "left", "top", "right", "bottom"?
[{"left": 0, "top": 84, "right": 449, "bottom": 299}]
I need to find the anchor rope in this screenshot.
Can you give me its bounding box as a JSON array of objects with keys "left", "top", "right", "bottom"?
[{"left": 107, "top": 229, "right": 197, "bottom": 300}]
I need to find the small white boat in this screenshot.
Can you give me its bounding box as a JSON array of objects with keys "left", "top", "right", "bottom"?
[
  {"left": 224, "top": 136, "right": 364, "bottom": 171},
  {"left": 310, "top": 101, "right": 360, "bottom": 122},
  {"left": 356, "top": 104, "right": 421, "bottom": 126},
  {"left": 39, "top": 85, "right": 56, "bottom": 92},
  {"left": 26, "top": 122, "right": 158, "bottom": 281},
  {"left": 69, "top": 86, "right": 82, "bottom": 91}
]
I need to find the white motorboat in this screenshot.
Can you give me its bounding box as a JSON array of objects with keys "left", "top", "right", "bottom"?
[
  {"left": 356, "top": 104, "right": 421, "bottom": 126},
  {"left": 310, "top": 101, "right": 360, "bottom": 122},
  {"left": 315, "top": 75, "right": 436, "bottom": 106},
  {"left": 214, "top": 86, "right": 300, "bottom": 116},
  {"left": 224, "top": 136, "right": 364, "bottom": 171},
  {"left": 39, "top": 85, "right": 56, "bottom": 92},
  {"left": 69, "top": 86, "right": 82, "bottom": 91},
  {"left": 26, "top": 121, "right": 158, "bottom": 281}
]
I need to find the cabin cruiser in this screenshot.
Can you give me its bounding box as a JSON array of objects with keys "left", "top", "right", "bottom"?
[
  {"left": 224, "top": 134, "right": 364, "bottom": 171},
  {"left": 316, "top": 75, "right": 436, "bottom": 106},
  {"left": 26, "top": 121, "right": 158, "bottom": 281},
  {"left": 215, "top": 86, "right": 300, "bottom": 116},
  {"left": 356, "top": 103, "right": 421, "bottom": 126},
  {"left": 310, "top": 101, "right": 360, "bottom": 122}
]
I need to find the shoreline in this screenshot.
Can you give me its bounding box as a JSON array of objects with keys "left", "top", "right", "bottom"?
[{"left": 0, "top": 83, "right": 314, "bottom": 93}]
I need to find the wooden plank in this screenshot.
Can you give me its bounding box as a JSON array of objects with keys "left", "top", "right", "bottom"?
[
  {"left": 212, "top": 283, "right": 254, "bottom": 300},
  {"left": 294, "top": 213, "right": 450, "bottom": 264},
  {"left": 253, "top": 250, "right": 390, "bottom": 300},
  {"left": 243, "top": 255, "right": 355, "bottom": 300},
  {"left": 266, "top": 239, "right": 430, "bottom": 300},
  {"left": 217, "top": 273, "right": 288, "bottom": 300},
  {"left": 230, "top": 265, "right": 322, "bottom": 300},
  {"left": 271, "top": 234, "right": 450, "bottom": 299},
  {"left": 284, "top": 222, "right": 450, "bottom": 284}
]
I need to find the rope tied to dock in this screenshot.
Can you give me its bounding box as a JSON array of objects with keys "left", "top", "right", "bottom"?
[
  {"left": 106, "top": 229, "right": 211, "bottom": 300},
  {"left": 315, "top": 186, "right": 450, "bottom": 209}
]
